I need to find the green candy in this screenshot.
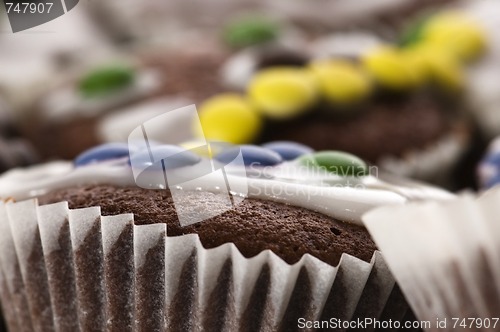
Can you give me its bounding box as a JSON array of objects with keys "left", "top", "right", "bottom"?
[
  {"left": 399, "top": 14, "right": 431, "bottom": 47},
  {"left": 299, "top": 151, "right": 368, "bottom": 177},
  {"left": 224, "top": 17, "right": 279, "bottom": 48},
  {"left": 79, "top": 66, "right": 135, "bottom": 98}
]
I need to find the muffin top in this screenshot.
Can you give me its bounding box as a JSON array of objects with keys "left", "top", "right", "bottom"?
[{"left": 37, "top": 184, "right": 377, "bottom": 266}]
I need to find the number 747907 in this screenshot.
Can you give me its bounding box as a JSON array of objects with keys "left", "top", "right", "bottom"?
[{"left": 5, "top": 2, "right": 53, "bottom": 14}]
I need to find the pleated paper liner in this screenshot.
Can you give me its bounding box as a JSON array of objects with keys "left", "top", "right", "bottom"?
[
  {"left": 379, "top": 122, "right": 470, "bottom": 189},
  {"left": 364, "top": 187, "right": 500, "bottom": 331},
  {"left": 1, "top": 199, "right": 414, "bottom": 332}
]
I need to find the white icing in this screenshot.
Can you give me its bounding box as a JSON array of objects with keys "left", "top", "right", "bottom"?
[
  {"left": 220, "top": 49, "right": 258, "bottom": 91},
  {"left": 97, "top": 96, "right": 193, "bottom": 143},
  {"left": 310, "top": 32, "right": 383, "bottom": 60},
  {"left": 0, "top": 159, "right": 453, "bottom": 226},
  {"left": 40, "top": 69, "right": 161, "bottom": 124},
  {"left": 220, "top": 36, "right": 310, "bottom": 90}
]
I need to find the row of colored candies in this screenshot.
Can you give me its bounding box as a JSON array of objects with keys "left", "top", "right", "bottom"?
[
  {"left": 75, "top": 141, "right": 368, "bottom": 177},
  {"left": 195, "top": 12, "right": 486, "bottom": 145}
]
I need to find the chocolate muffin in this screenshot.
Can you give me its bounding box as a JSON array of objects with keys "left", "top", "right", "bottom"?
[
  {"left": 0, "top": 142, "right": 452, "bottom": 331},
  {"left": 201, "top": 11, "right": 487, "bottom": 187},
  {"left": 38, "top": 184, "right": 376, "bottom": 267},
  {"left": 139, "top": 47, "right": 229, "bottom": 104}
]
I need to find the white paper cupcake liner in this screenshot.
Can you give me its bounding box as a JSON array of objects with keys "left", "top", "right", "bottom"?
[
  {"left": 0, "top": 199, "right": 414, "bottom": 331},
  {"left": 363, "top": 187, "right": 500, "bottom": 330},
  {"left": 379, "top": 122, "right": 470, "bottom": 187}
]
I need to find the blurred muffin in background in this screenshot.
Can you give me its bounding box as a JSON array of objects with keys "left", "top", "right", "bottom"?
[
  {"left": 19, "top": 13, "right": 285, "bottom": 161},
  {"left": 85, "top": 0, "right": 456, "bottom": 47},
  {"left": 20, "top": 56, "right": 189, "bottom": 160},
  {"left": 196, "top": 10, "right": 486, "bottom": 188},
  {"left": 0, "top": 1, "right": 115, "bottom": 113},
  {"left": 0, "top": 96, "right": 38, "bottom": 174}
]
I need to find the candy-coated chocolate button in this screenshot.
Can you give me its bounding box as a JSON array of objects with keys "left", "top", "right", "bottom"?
[
  {"left": 478, "top": 143, "right": 500, "bottom": 189},
  {"left": 196, "top": 94, "right": 262, "bottom": 144},
  {"left": 248, "top": 67, "right": 318, "bottom": 119},
  {"left": 485, "top": 175, "right": 500, "bottom": 189},
  {"left": 75, "top": 143, "right": 130, "bottom": 167},
  {"left": 79, "top": 65, "right": 135, "bottom": 98},
  {"left": 224, "top": 17, "right": 279, "bottom": 48},
  {"left": 422, "top": 12, "right": 486, "bottom": 61},
  {"left": 309, "top": 60, "right": 372, "bottom": 106},
  {"left": 299, "top": 151, "right": 368, "bottom": 177},
  {"left": 484, "top": 153, "right": 500, "bottom": 166},
  {"left": 401, "top": 49, "right": 430, "bottom": 86},
  {"left": 409, "top": 45, "right": 464, "bottom": 91},
  {"left": 362, "top": 46, "right": 419, "bottom": 90},
  {"left": 215, "top": 145, "right": 283, "bottom": 166},
  {"left": 130, "top": 145, "right": 201, "bottom": 171},
  {"left": 399, "top": 14, "right": 431, "bottom": 46},
  {"left": 426, "top": 49, "right": 464, "bottom": 91},
  {"left": 262, "top": 141, "right": 313, "bottom": 161}
]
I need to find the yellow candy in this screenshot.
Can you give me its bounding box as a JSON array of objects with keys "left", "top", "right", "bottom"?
[
  {"left": 422, "top": 12, "right": 486, "bottom": 61},
  {"left": 248, "top": 67, "right": 318, "bottom": 119},
  {"left": 408, "top": 45, "right": 464, "bottom": 91},
  {"left": 402, "top": 49, "right": 430, "bottom": 86},
  {"left": 309, "top": 60, "right": 372, "bottom": 106},
  {"left": 425, "top": 48, "right": 464, "bottom": 91},
  {"left": 362, "top": 46, "right": 420, "bottom": 90},
  {"left": 195, "top": 94, "right": 262, "bottom": 144}
]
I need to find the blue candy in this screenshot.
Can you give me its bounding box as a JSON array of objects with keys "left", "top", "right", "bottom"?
[
  {"left": 485, "top": 174, "right": 500, "bottom": 189},
  {"left": 484, "top": 152, "right": 500, "bottom": 166},
  {"left": 262, "top": 141, "right": 313, "bottom": 160},
  {"left": 75, "top": 143, "right": 130, "bottom": 167},
  {"left": 478, "top": 137, "right": 500, "bottom": 189},
  {"left": 215, "top": 145, "right": 283, "bottom": 167},
  {"left": 129, "top": 145, "right": 201, "bottom": 171}
]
